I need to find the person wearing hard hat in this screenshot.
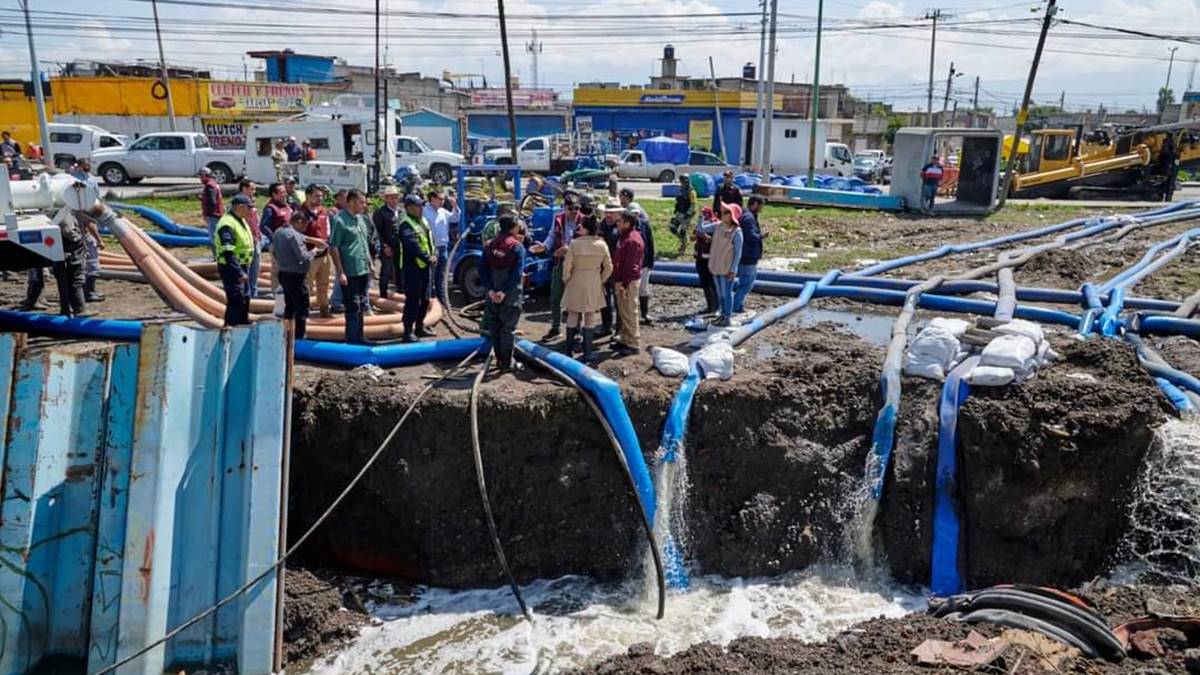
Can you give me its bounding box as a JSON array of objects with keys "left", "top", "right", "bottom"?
[{"left": 214, "top": 194, "right": 256, "bottom": 326}]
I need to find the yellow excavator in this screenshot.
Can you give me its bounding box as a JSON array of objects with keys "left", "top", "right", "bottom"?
[{"left": 1007, "top": 121, "right": 1200, "bottom": 200}]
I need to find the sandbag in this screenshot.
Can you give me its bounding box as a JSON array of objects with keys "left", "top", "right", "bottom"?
[
  {"left": 694, "top": 341, "right": 734, "bottom": 380},
  {"left": 967, "top": 365, "right": 1015, "bottom": 387},
  {"left": 928, "top": 317, "right": 971, "bottom": 338},
  {"left": 980, "top": 334, "right": 1037, "bottom": 371},
  {"left": 993, "top": 318, "right": 1045, "bottom": 346},
  {"left": 651, "top": 346, "right": 690, "bottom": 378}
]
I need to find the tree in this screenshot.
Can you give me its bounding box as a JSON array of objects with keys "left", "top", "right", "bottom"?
[
  {"left": 884, "top": 116, "right": 904, "bottom": 145},
  {"left": 1157, "top": 86, "right": 1176, "bottom": 113}
]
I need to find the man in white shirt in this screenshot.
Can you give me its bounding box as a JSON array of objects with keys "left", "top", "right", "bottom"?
[{"left": 422, "top": 188, "right": 460, "bottom": 303}]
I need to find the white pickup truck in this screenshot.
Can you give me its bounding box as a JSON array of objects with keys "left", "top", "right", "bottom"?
[
  {"left": 91, "top": 132, "right": 245, "bottom": 185},
  {"left": 483, "top": 135, "right": 576, "bottom": 174},
  {"left": 613, "top": 149, "right": 730, "bottom": 182},
  {"left": 394, "top": 135, "right": 464, "bottom": 184}
]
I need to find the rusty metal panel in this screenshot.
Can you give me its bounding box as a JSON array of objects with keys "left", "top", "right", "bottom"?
[{"left": 0, "top": 322, "right": 287, "bottom": 675}]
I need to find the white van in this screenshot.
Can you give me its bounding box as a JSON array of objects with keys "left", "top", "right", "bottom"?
[
  {"left": 46, "top": 123, "right": 128, "bottom": 169},
  {"left": 243, "top": 118, "right": 395, "bottom": 191}
]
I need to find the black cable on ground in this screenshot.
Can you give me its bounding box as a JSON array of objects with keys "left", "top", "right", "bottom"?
[
  {"left": 469, "top": 353, "right": 533, "bottom": 621},
  {"left": 91, "top": 348, "right": 485, "bottom": 675},
  {"left": 519, "top": 348, "right": 666, "bottom": 619}
]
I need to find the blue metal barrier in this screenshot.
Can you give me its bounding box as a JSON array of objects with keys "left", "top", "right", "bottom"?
[{"left": 0, "top": 322, "right": 287, "bottom": 675}]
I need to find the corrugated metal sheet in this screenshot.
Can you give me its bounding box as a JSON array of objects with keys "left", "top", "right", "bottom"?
[{"left": 0, "top": 322, "right": 289, "bottom": 675}]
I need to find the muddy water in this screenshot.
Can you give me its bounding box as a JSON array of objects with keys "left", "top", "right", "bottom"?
[
  {"left": 305, "top": 568, "right": 923, "bottom": 675},
  {"left": 790, "top": 308, "right": 900, "bottom": 347}
]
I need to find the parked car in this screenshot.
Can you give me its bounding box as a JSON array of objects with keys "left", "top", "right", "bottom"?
[
  {"left": 46, "top": 123, "right": 127, "bottom": 170},
  {"left": 612, "top": 149, "right": 730, "bottom": 182},
  {"left": 394, "top": 135, "right": 464, "bottom": 184},
  {"left": 483, "top": 135, "right": 577, "bottom": 174},
  {"left": 91, "top": 132, "right": 245, "bottom": 185},
  {"left": 853, "top": 157, "right": 882, "bottom": 183}
]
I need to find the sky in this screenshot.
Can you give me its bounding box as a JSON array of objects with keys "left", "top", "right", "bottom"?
[{"left": 2, "top": 0, "right": 1198, "bottom": 114}]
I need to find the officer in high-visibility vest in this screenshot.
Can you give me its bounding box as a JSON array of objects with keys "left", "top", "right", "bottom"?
[
  {"left": 214, "top": 193, "right": 256, "bottom": 326},
  {"left": 398, "top": 193, "right": 437, "bottom": 342}
]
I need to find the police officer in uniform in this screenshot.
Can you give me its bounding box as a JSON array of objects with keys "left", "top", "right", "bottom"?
[
  {"left": 398, "top": 193, "right": 437, "bottom": 341},
  {"left": 213, "top": 194, "right": 256, "bottom": 326}
]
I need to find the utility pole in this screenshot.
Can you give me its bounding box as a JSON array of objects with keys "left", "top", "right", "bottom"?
[
  {"left": 924, "top": 8, "right": 948, "bottom": 127},
  {"left": 940, "top": 61, "right": 956, "bottom": 126},
  {"left": 971, "top": 75, "right": 980, "bottom": 128},
  {"left": 372, "top": 0, "right": 381, "bottom": 191},
  {"left": 709, "top": 57, "right": 727, "bottom": 162},
  {"left": 1058, "top": 90, "right": 1065, "bottom": 111},
  {"left": 999, "top": 0, "right": 1057, "bottom": 208},
  {"left": 752, "top": 0, "right": 768, "bottom": 170},
  {"left": 806, "top": 0, "right": 824, "bottom": 184},
  {"left": 1160, "top": 46, "right": 1179, "bottom": 123},
  {"left": 497, "top": 0, "right": 520, "bottom": 163},
  {"left": 525, "top": 29, "right": 542, "bottom": 90},
  {"left": 150, "top": 0, "right": 178, "bottom": 131},
  {"left": 762, "top": 0, "right": 779, "bottom": 172},
  {"left": 19, "top": 0, "right": 51, "bottom": 160}
]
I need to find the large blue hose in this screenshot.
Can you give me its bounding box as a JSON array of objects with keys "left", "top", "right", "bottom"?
[
  {"left": 930, "top": 356, "right": 978, "bottom": 597},
  {"left": 1096, "top": 226, "right": 1200, "bottom": 337},
  {"left": 651, "top": 264, "right": 1181, "bottom": 313},
  {"left": 109, "top": 201, "right": 211, "bottom": 237}
]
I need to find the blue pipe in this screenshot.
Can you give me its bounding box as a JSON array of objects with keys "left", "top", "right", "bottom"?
[
  {"left": 515, "top": 340, "right": 655, "bottom": 521},
  {"left": 1138, "top": 314, "right": 1200, "bottom": 338},
  {"left": 930, "top": 356, "right": 978, "bottom": 597},
  {"left": 1155, "top": 377, "right": 1197, "bottom": 414},
  {"left": 651, "top": 264, "right": 1181, "bottom": 313},
  {"left": 109, "top": 201, "right": 210, "bottom": 238},
  {"left": 0, "top": 310, "right": 489, "bottom": 369}
]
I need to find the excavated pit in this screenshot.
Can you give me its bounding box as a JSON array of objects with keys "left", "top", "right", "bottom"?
[{"left": 287, "top": 326, "right": 1171, "bottom": 591}]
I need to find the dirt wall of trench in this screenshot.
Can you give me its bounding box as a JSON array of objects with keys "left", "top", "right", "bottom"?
[{"left": 288, "top": 329, "right": 1170, "bottom": 590}]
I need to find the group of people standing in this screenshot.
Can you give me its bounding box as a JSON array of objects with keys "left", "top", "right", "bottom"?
[{"left": 210, "top": 172, "right": 457, "bottom": 346}]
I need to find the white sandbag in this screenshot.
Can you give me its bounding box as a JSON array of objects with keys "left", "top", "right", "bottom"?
[
  {"left": 650, "top": 346, "right": 690, "bottom": 378},
  {"left": 980, "top": 334, "right": 1038, "bottom": 370},
  {"left": 927, "top": 317, "right": 971, "bottom": 338},
  {"left": 903, "top": 355, "right": 945, "bottom": 380},
  {"left": 967, "top": 365, "right": 1015, "bottom": 387},
  {"left": 993, "top": 318, "right": 1044, "bottom": 346},
  {"left": 686, "top": 328, "right": 730, "bottom": 349},
  {"left": 908, "top": 326, "right": 961, "bottom": 367},
  {"left": 694, "top": 341, "right": 735, "bottom": 380}
]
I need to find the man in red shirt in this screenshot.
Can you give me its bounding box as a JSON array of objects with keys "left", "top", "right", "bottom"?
[
  {"left": 300, "top": 184, "right": 333, "bottom": 316},
  {"left": 199, "top": 167, "right": 224, "bottom": 257},
  {"left": 611, "top": 211, "right": 645, "bottom": 355}
]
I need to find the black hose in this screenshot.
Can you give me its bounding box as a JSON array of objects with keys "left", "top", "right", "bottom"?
[
  {"left": 956, "top": 608, "right": 1100, "bottom": 659},
  {"left": 442, "top": 233, "right": 477, "bottom": 336},
  {"left": 518, "top": 348, "right": 666, "bottom": 620},
  {"left": 469, "top": 353, "right": 532, "bottom": 621}
]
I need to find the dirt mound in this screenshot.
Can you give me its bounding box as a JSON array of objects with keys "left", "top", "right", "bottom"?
[
  {"left": 577, "top": 584, "right": 1200, "bottom": 675},
  {"left": 283, "top": 568, "right": 365, "bottom": 666},
  {"left": 1017, "top": 247, "right": 1096, "bottom": 285}
]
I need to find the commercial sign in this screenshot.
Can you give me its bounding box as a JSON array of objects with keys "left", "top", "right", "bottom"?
[
  {"left": 202, "top": 119, "right": 250, "bottom": 150},
  {"left": 639, "top": 94, "right": 685, "bottom": 105},
  {"left": 207, "top": 82, "right": 309, "bottom": 114},
  {"left": 576, "top": 116, "right": 593, "bottom": 134},
  {"left": 688, "top": 120, "right": 713, "bottom": 151},
  {"left": 469, "top": 88, "right": 556, "bottom": 109}
]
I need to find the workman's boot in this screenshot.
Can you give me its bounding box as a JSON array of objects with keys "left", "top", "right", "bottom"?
[
  {"left": 563, "top": 328, "right": 579, "bottom": 357},
  {"left": 639, "top": 296, "right": 651, "bottom": 325},
  {"left": 581, "top": 328, "right": 598, "bottom": 364},
  {"left": 416, "top": 325, "right": 436, "bottom": 338},
  {"left": 599, "top": 307, "right": 612, "bottom": 338},
  {"left": 84, "top": 277, "right": 105, "bottom": 302}
]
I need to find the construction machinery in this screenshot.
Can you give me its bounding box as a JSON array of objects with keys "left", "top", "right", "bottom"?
[{"left": 1008, "top": 121, "right": 1200, "bottom": 200}]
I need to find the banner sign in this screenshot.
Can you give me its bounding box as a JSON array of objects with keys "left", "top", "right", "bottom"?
[
  {"left": 469, "top": 89, "right": 556, "bottom": 108},
  {"left": 688, "top": 120, "right": 713, "bottom": 151},
  {"left": 202, "top": 119, "right": 249, "bottom": 149},
  {"left": 207, "top": 82, "right": 309, "bottom": 114},
  {"left": 639, "top": 94, "right": 685, "bottom": 105}
]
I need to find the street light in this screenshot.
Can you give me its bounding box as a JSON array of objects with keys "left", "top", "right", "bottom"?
[{"left": 1161, "top": 46, "right": 1180, "bottom": 122}]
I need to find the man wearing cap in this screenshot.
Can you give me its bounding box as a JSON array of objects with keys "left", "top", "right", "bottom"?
[
  {"left": 271, "top": 139, "right": 288, "bottom": 181},
  {"left": 712, "top": 170, "right": 743, "bottom": 214},
  {"left": 529, "top": 195, "right": 582, "bottom": 339},
  {"left": 301, "top": 139, "right": 317, "bottom": 162},
  {"left": 423, "top": 188, "right": 459, "bottom": 304},
  {"left": 618, "top": 187, "right": 656, "bottom": 326},
  {"left": 273, "top": 209, "right": 327, "bottom": 339},
  {"left": 329, "top": 189, "right": 376, "bottom": 344},
  {"left": 214, "top": 194, "right": 256, "bottom": 327},
  {"left": 480, "top": 215, "right": 527, "bottom": 373},
  {"left": 284, "top": 176, "right": 304, "bottom": 210},
  {"left": 284, "top": 136, "right": 303, "bottom": 163},
  {"left": 670, "top": 173, "right": 697, "bottom": 257},
  {"left": 199, "top": 167, "right": 224, "bottom": 257},
  {"left": 300, "top": 185, "right": 334, "bottom": 316},
  {"left": 373, "top": 186, "right": 403, "bottom": 299},
  {"left": 398, "top": 193, "right": 437, "bottom": 342},
  {"left": 597, "top": 201, "right": 625, "bottom": 338}
]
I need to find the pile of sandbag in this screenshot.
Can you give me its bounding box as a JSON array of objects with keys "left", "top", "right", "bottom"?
[{"left": 903, "top": 317, "right": 1056, "bottom": 386}]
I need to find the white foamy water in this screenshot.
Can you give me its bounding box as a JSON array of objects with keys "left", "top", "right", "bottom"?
[{"left": 305, "top": 567, "right": 924, "bottom": 675}]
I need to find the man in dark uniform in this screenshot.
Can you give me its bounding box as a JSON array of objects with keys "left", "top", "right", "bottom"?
[
  {"left": 213, "top": 194, "right": 256, "bottom": 326},
  {"left": 398, "top": 193, "right": 437, "bottom": 341},
  {"left": 373, "top": 185, "right": 403, "bottom": 298},
  {"left": 480, "top": 215, "right": 527, "bottom": 373}
]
